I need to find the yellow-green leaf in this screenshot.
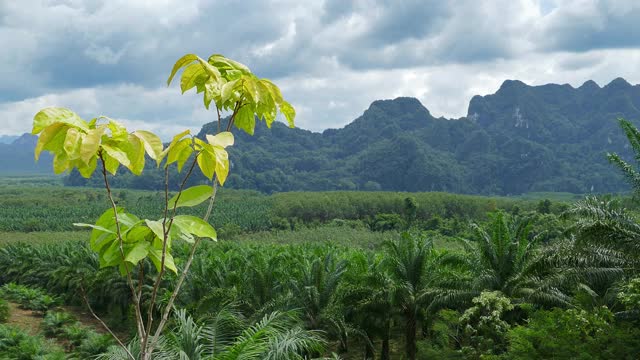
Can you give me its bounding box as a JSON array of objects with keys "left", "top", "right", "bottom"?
[
  {"left": 173, "top": 215, "right": 217, "bottom": 241},
  {"left": 211, "top": 145, "right": 230, "bottom": 185},
  {"left": 107, "top": 119, "right": 128, "bottom": 141},
  {"left": 53, "top": 152, "right": 69, "bottom": 174},
  {"left": 181, "top": 63, "right": 207, "bottom": 94},
  {"left": 63, "top": 127, "right": 82, "bottom": 159},
  {"left": 81, "top": 127, "right": 106, "bottom": 163},
  {"left": 34, "top": 123, "right": 67, "bottom": 161},
  {"left": 206, "top": 131, "right": 234, "bottom": 148},
  {"left": 101, "top": 143, "right": 130, "bottom": 167},
  {"left": 75, "top": 156, "right": 98, "bottom": 178},
  {"left": 32, "top": 107, "right": 88, "bottom": 134},
  {"left": 123, "top": 134, "right": 145, "bottom": 175},
  {"left": 234, "top": 106, "right": 256, "bottom": 135},
  {"left": 197, "top": 148, "right": 216, "bottom": 180},
  {"left": 280, "top": 100, "right": 296, "bottom": 128},
  {"left": 167, "top": 54, "right": 198, "bottom": 86},
  {"left": 102, "top": 152, "right": 120, "bottom": 175},
  {"left": 133, "top": 130, "right": 163, "bottom": 164}
]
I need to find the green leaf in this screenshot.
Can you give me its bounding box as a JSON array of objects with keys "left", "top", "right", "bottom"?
[
  {"left": 234, "top": 106, "right": 256, "bottom": 135},
  {"left": 145, "top": 219, "right": 165, "bottom": 241},
  {"left": 73, "top": 223, "right": 115, "bottom": 234},
  {"left": 34, "top": 123, "right": 67, "bottom": 161},
  {"left": 133, "top": 130, "right": 163, "bottom": 165},
  {"left": 181, "top": 63, "right": 207, "bottom": 94},
  {"left": 168, "top": 185, "right": 213, "bottom": 208},
  {"left": 148, "top": 247, "right": 178, "bottom": 273},
  {"left": 167, "top": 54, "right": 198, "bottom": 86},
  {"left": 125, "top": 242, "right": 151, "bottom": 264},
  {"left": 32, "top": 107, "right": 88, "bottom": 134},
  {"left": 173, "top": 215, "right": 217, "bottom": 241},
  {"left": 206, "top": 131, "right": 234, "bottom": 148}
]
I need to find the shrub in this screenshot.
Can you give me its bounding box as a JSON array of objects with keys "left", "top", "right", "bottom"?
[
  {"left": 75, "top": 331, "right": 114, "bottom": 358},
  {"left": 0, "top": 283, "right": 59, "bottom": 313},
  {"left": 0, "top": 323, "right": 66, "bottom": 359},
  {"left": 370, "top": 213, "right": 404, "bottom": 232},
  {"left": 504, "top": 307, "right": 640, "bottom": 359},
  {"left": 42, "top": 311, "right": 76, "bottom": 337},
  {"left": 62, "top": 323, "right": 90, "bottom": 348}
]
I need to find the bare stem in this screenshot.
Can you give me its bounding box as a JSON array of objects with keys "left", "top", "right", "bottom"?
[
  {"left": 99, "top": 151, "right": 146, "bottom": 342},
  {"left": 144, "top": 155, "right": 199, "bottom": 354}
]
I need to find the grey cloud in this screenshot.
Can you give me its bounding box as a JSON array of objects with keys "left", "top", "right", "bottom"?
[{"left": 538, "top": 1, "right": 640, "bottom": 52}]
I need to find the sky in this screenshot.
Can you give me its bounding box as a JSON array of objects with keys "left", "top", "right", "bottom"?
[{"left": 1, "top": 0, "right": 640, "bottom": 139}]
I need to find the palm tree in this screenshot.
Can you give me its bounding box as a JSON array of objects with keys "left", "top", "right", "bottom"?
[
  {"left": 567, "top": 196, "right": 640, "bottom": 268},
  {"left": 340, "top": 253, "right": 394, "bottom": 360},
  {"left": 97, "top": 308, "right": 329, "bottom": 359},
  {"left": 449, "top": 212, "right": 572, "bottom": 308},
  {"left": 384, "top": 232, "right": 439, "bottom": 360}
]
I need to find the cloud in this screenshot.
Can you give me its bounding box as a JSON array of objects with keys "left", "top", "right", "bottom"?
[{"left": 0, "top": 0, "right": 639, "bottom": 138}]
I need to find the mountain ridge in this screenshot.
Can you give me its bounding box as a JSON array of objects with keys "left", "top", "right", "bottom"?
[{"left": 4, "top": 77, "right": 640, "bottom": 195}]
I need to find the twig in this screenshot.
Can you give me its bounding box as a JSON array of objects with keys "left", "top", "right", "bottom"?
[{"left": 80, "top": 285, "right": 134, "bottom": 360}]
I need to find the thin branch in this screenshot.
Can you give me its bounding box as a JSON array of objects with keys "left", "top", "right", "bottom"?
[
  {"left": 144, "top": 153, "right": 199, "bottom": 353},
  {"left": 226, "top": 101, "right": 242, "bottom": 132},
  {"left": 99, "top": 151, "right": 146, "bottom": 341},
  {"left": 80, "top": 285, "right": 134, "bottom": 360},
  {"left": 150, "top": 177, "right": 218, "bottom": 347},
  {"left": 216, "top": 106, "right": 222, "bottom": 133}
]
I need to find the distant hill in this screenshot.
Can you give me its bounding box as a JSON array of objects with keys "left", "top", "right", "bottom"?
[
  {"left": 11, "top": 78, "right": 640, "bottom": 195},
  {"left": 0, "top": 135, "right": 18, "bottom": 144},
  {"left": 0, "top": 134, "right": 53, "bottom": 175}
]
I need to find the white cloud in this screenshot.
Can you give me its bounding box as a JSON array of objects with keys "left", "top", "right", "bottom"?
[{"left": 0, "top": 0, "right": 639, "bottom": 137}]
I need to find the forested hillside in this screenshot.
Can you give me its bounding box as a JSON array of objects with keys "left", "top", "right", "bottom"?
[{"left": 11, "top": 78, "right": 640, "bottom": 195}]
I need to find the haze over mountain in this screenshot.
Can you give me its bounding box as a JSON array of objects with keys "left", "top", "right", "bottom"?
[{"left": 4, "top": 78, "right": 639, "bottom": 195}]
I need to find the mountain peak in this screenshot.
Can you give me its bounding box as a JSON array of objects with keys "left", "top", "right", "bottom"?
[
  {"left": 366, "top": 97, "right": 431, "bottom": 119},
  {"left": 11, "top": 133, "right": 37, "bottom": 147},
  {"left": 498, "top": 79, "right": 527, "bottom": 92},
  {"left": 605, "top": 77, "right": 632, "bottom": 90},
  {"left": 579, "top": 80, "right": 600, "bottom": 91}
]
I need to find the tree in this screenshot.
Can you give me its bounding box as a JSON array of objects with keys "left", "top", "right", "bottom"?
[
  {"left": 384, "top": 233, "right": 439, "bottom": 360},
  {"left": 449, "top": 212, "right": 571, "bottom": 308},
  {"left": 31, "top": 52, "right": 296, "bottom": 359}
]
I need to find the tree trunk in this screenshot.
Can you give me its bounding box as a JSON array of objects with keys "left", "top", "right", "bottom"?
[
  {"left": 406, "top": 313, "right": 417, "bottom": 360},
  {"left": 365, "top": 340, "right": 375, "bottom": 359},
  {"left": 381, "top": 319, "right": 391, "bottom": 360},
  {"left": 381, "top": 338, "right": 390, "bottom": 360}
]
